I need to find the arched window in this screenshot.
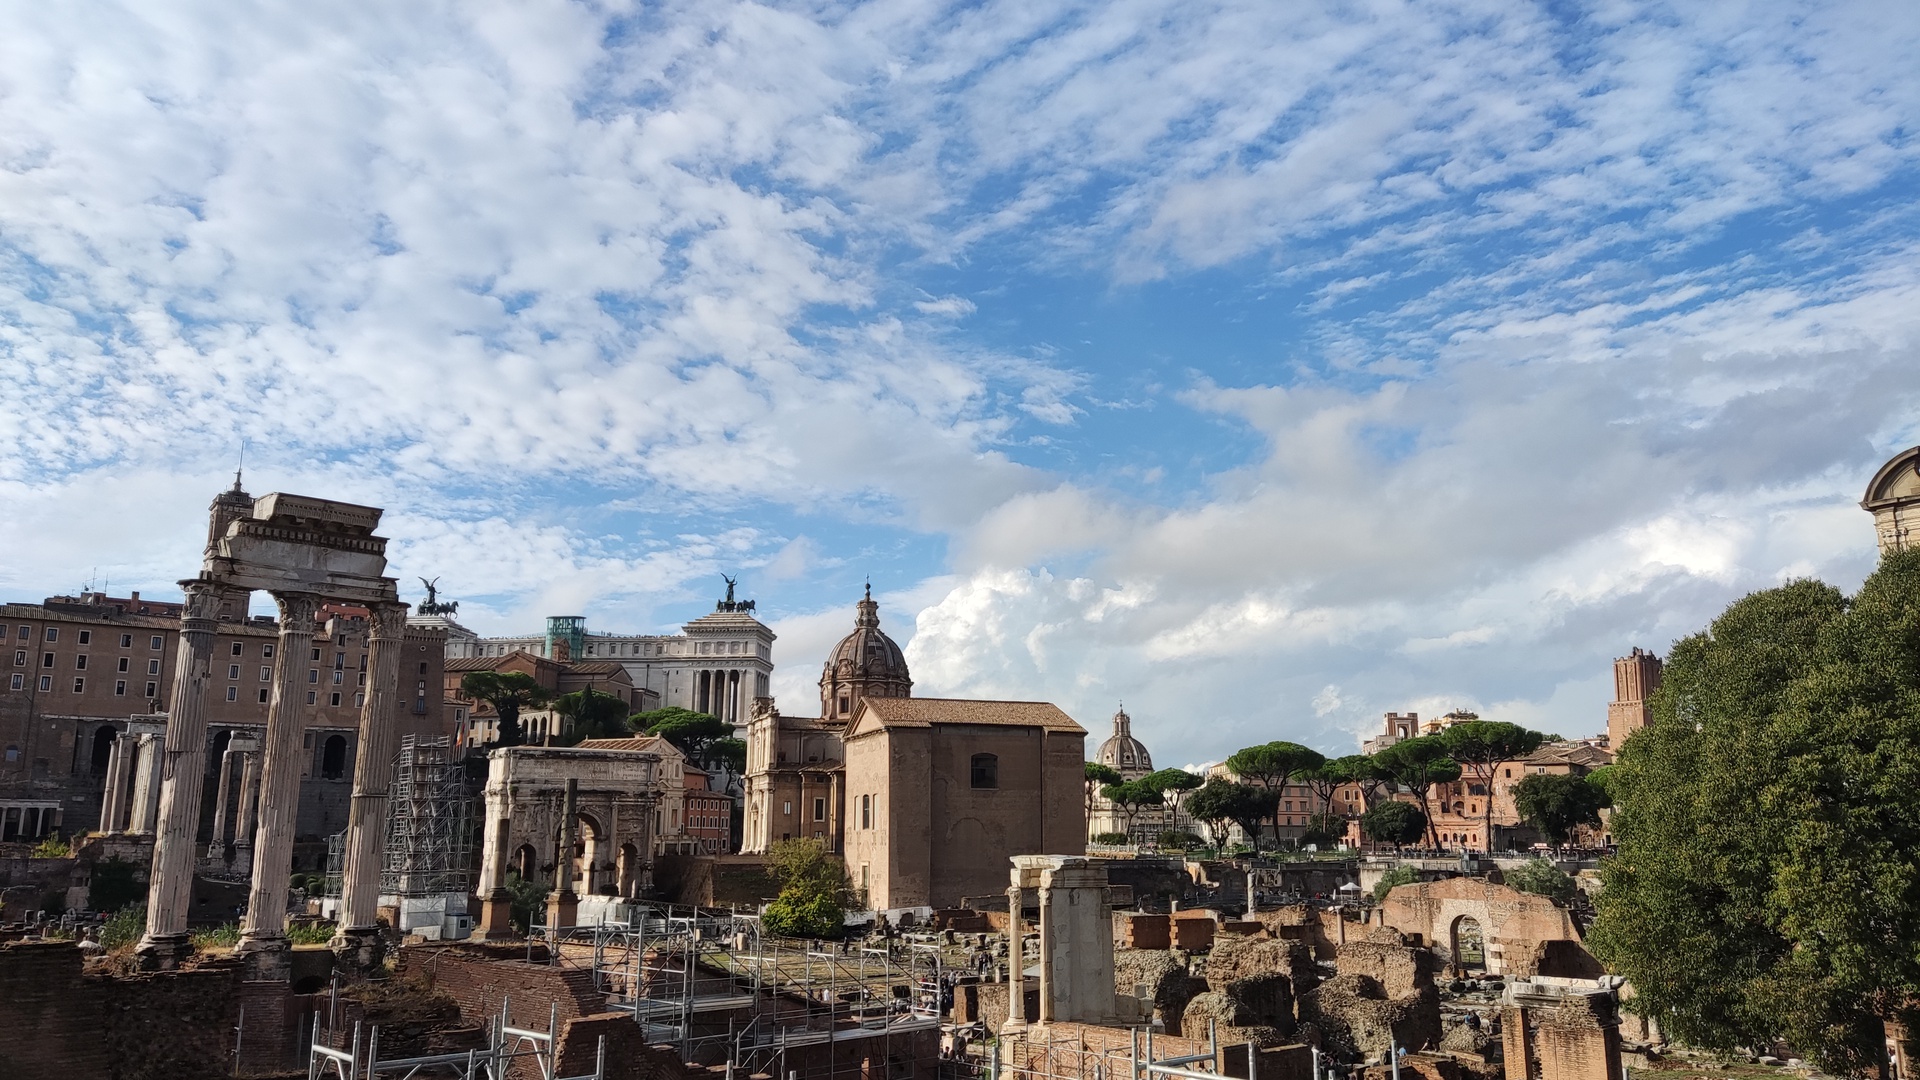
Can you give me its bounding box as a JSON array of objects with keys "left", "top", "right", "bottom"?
[
  {"left": 320, "top": 734, "right": 348, "bottom": 780},
  {"left": 970, "top": 753, "right": 998, "bottom": 789}
]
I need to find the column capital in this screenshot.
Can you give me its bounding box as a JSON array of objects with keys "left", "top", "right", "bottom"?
[
  {"left": 271, "top": 591, "right": 322, "bottom": 630},
  {"left": 179, "top": 578, "right": 224, "bottom": 624},
  {"left": 368, "top": 601, "right": 409, "bottom": 641}
]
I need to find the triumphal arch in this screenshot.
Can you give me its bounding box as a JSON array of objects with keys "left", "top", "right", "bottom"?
[{"left": 137, "top": 485, "right": 407, "bottom": 973}]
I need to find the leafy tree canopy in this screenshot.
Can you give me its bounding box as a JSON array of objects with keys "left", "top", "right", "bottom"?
[
  {"left": 1512, "top": 772, "right": 1610, "bottom": 845},
  {"left": 1502, "top": 858, "right": 1577, "bottom": 906},
  {"left": 1186, "top": 778, "right": 1271, "bottom": 851},
  {"left": 1589, "top": 552, "right": 1920, "bottom": 1074},
  {"left": 1143, "top": 768, "right": 1203, "bottom": 795},
  {"left": 461, "top": 670, "right": 551, "bottom": 747},
  {"left": 553, "top": 684, "right": 633, "bottom": 742},
  {"left": 1361, "top": 800, "right": 1426, "bottom": 848},
  {"left": 763, "top": 838, "right": 849, "bottom": 938},
  {"left": 1372, "top": 865, "right": 1417, "bottom": 902},
  {"left": 1085, "top": 761, "right": 1124, "bottom": 786}
]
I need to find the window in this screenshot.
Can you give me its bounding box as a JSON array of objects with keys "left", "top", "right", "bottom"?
[
  {"left": 782, "top": 800, "right": 793, "bottom": 816},
  {"left": 320, "top": 735, "right": 348, "bottom": 779},
  {"left": 144, "top": 681, "right": 157, "bottom": 698},
  {"left": 12, "top": 651, "right": 23, "bottom": 666},
  {"left": 354, "top": 692, "right": 364, "bottom": 707},
  {"left": 117, "top": 657, "right": 129, "bottom": 673},
  {"left": 45, "top": 627, "right": 57, "bottom": 642},
  {"left": 333, "top": 652, "right": 344, "bottom": 669},
  {"left": 231, "top": 642, "right": 242, "bottom": 656},
  {"left": 226, "top": 686, "right": 238, "bottom": 701},
  {"left": 308, "top": 669, "right": 318, "bottom": 683},
  {"left": 330, "top": 692, "right": 342, "bottom": 706},
  {"left": 114, "top": 680, "right": 126, "bottom": 696},
  {"left": 228, "top": 664, "right": 240, "bottom": 679},
  {"left": 262, "top": 644, "right": 274, "bottom": 658},
  {"left": 1503, "top": 768, "right": 1512, "bottom": 778},
  {"left": 37, "top": 676, "right": 49, "bottom": 691},
  {"left": 860, "top": 794, "right": 872, "bottom": 829},
  {"left": 310, "top": 648, "right": 321, "bottom": 661},
  {"left": 260, "top": 666, "right": 271, "bottom": 681},
  {"left": 150, "top": 635, "right": 162, "bottom": 649},
  {"left": 148, "top": 659, "right": 161, "bottom": 675},
  {"left": 15, "top": 626, "right": 27, "bottom": 639},
  {"left": 119, "top": 634, "right": 132, "bottom": 648},
  {"left": 813, "top": 797, "right": 826, "bottom": 822},
  {"left": 72, "top": 677, "right": 85, "bottom": 693},
  {"left": 9, "top": 674, "right": 21, "bottom": 690},
  {"left": 970, "top": 753, "right": 998, "bottom": 789},
  {"left": 77, "top": 630, "right": 90, "bottom": 645},
  {"left": 259, "top": 688, "right": 270, "bottom": 703},
  {"left": 332, "top": 670, "right": 342, "bottom": 684},
  {"left": 306, "top": 691, "right": 317, "bottom": 705},
  {"left": 41, "top": 652, "right": 54, "bottom": 668}
]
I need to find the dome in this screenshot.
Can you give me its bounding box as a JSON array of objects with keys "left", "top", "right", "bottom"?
[
  {"left": 1095, "top": 707, "right": 1153, "bottom": 776},
  {"left": 819, "top": 584, "right": 912, "bottom": 719}
]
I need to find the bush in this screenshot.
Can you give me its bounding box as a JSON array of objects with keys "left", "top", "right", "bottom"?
[
  {"left": 101, "top": 904, "right": 146, "bottom": 950},
  {"left": 192, "top": 924, "right": 242, "bottom": 950},
  {"left": 1092, "top": 832, "right": 1131, "bottom": 845},
  {"left": 1157, "top": 830, "right": 1204, "bottom": 850},
  {"left": 88, "top": 856, "right": 144, "bottom": 913},
  {"left": 287, "top": 921, "right": 337, "bottom": 946},
  {"left": 761, "top": 891, "right": 843, "bottom": 938},
  {"left": 31, "top": 832, "right": 71, "bottom": 858},
  {"left": 1503, "top": 859, "right": 1577, "bottom": 906},
  {"left": 1372, "top": 865, "right": 1417, "bottom": 902}
]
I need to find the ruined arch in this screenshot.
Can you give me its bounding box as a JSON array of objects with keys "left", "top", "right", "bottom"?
[{"left": 1450, "top": 914, "right": 1486, "bottom": 975}]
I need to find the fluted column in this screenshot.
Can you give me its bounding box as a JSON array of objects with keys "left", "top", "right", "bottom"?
[
  {"left": 232, "top": 741, "right": 261, "bottom": 867},
  {"left": 334, "top": 602, "right": 407, "bottom": 965},
  {"left": 1004, "top": 884, "right": 1028, "bottom": 1032},
  {"left": 137, "top": 580, "right": 225, "bottom": 968},
  {"left": 205, "top": 746, "right": 237, "bottom": 859},
  {"left": 98, "top": 729, "right": 130, "bottom": 834},
  {"left": 237, "top": 591, "right": 320, "bottom": 974},
  {"left": 129, "top": 726, "right": 166, "bottom": 834}
]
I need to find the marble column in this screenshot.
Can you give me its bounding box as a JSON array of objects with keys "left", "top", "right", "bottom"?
[
  {"left": 205, "top": 746, "right": 237, "bottom": 859},
  {"left": 98, "top": 729, "right": 130, "bottom": 834},
  {"left": 334, "top": 602, "right": 407, "bottom": 966},
  {"left": 236, "top": 591, "right": 320, "bottom": 976},
  {"left": 546, "top": 779, "right": 580, "bottom": 930},
  {"left": 1004, "top": 884, "right": 1030, "bottom": 1031},
  {"left": 231, "top": 741, "right": 261, "bottom": 867},
  {"left": 128, "top": 721, "right": 167, "bottom": 834},
  {"left": 137, "top": 580, "right": 226, "bottom": 969}
]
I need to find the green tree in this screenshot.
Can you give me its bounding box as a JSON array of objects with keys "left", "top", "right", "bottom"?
[
  {"left": 1100, "top": 780, "right": 1166, "bottom": 839},
  {"left": 762, "top": 838, "right": 849, "bottom": 938},
  {"left": 87, "top": 856, "right": 144, "bottom": 913},
  {"left": 1084, "top": 762, "right": 1124, "bottom": 822},
  {"left": 706, "top": 736, "right": 747, "bottom": 789},
  {"left": 1438, "top": 720, "right": 1546, "bottom": 851},
  {"left": 461, "top": 671, "right": 551, "bottom": 747},
  {"left": 1361, "top": 800, "right": 1426, "bottom": 850},
  {"left": 1375, "top": 736, "right": 1460, "bottom": 847},
  {"left": 1511, "top": 772, "right": 1610, "bottom": 846},
  {"left": 1331, "top": 754, "right": 1396, "bottom": 813},
  {"left": 1224, "top": 741, "right": 1326, "bottom": 847},
  {"left": 1142, "top": 768, "right": 1203, "bottom": 824},
  {"left": 638, "top": 707, "right": 744, "bottom": 785},
  {"left": 553, "top": 684, "right": 633, "bottom": 742},
  {"left": 1502, "top": 859, "right": 1577, "bottom": 906},
  {"left": 1372, "top": 865, "right": 1417, "bottom": 902},
  {"left": 1589, "top": 555, "right": 1920, "bottom": 1074},
  {"left": 1186, "top": 778, "right": 1270, "bottom": 852}
]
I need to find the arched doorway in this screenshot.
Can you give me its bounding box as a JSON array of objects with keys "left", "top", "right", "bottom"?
[
  {"left": 90, "top": 725, "right": 117, "bottom": 776},
  {"left": 320, "top": 735, "right": 348, "bottom": 780},
  {"left": 1450, "top": 915, "right": 1486, "bottom": 976},
  {"left": 512, "top": 844, "right": 538, "bottom": 886},
  {"left": 572, "top": 813, "right": 605, "bottom": 895}
]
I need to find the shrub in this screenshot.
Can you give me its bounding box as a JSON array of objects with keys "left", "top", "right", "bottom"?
[
  {"left": 1372, "top": 865, "right": 1417, "bottom": 902},
  {"left": 30, "top": 832, "right": 71, "bottom": 858},
  {"left": 761, "top": 891, "right": 842, "bottom": 938},
  {"left": 1503, "top": 859, "right": 1577, "bottom": 906},
  {"left": 88, "top": 856, "right": 144, "bottom": 913},
  {"left": 192, "top": 924, "right": 242, "bottom": 950},
  {"left": 1091, "top": 832, "right": 1131, "bottom": 845},
  {"left": 286, "top": 921, "right": 337, "bottom": 946},
  {"left": 1157, "top": 830, "right": 1204, "bottom": 850},
  {"left": 101, "top": 904, "right": 146, "bottom": 950}
]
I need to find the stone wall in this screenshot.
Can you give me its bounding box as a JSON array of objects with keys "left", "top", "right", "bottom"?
[{"left": 1376, "top": 878, "right": 1584, "bottom": 976}]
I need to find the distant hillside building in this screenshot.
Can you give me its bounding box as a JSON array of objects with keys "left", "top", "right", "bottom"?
[{"left": 1606, "top": 647, "right": 1662, "bottom": 748}]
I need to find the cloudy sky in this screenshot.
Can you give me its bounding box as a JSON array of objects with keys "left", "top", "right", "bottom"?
[{"left": 3, "top": 0, "right": 1917, "bottom": 763}]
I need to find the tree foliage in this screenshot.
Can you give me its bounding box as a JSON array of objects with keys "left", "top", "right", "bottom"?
[
  {"left": 1186, "top": 778, "right": 1269, "bottom": 851},
  {"left": 1084, "top": 761, "right": 1124, "bottom": 820},
  {"left": 1100, "top": 780, "right": 1165, "bottom": 835},
  {"left": 461, "top": 671, "right": 551, "bottom": 747},
  {"left": 1438, "top": 720, "right": 1546, "bottom": 847},
  {"left": 1361, "top": 800, "right": 1426, "bottom": 849},
  {"left": 1372, "top": 865, "right": 1417, "bottom": 901},
  {"left": 762, "top": 838, "right": 849, "bottom": 938},
  {"left": 1503, "top": 859, "right": 1577, "bottom": 906},
  {"left": 1589, "top": 553, "right": 1920, "bottom": 1074},
  {"left": 553, "top": 684, "right": 633, "bottom": 742},
  {"left": 1511, "top": 772, "right": 1610, "bottom": 845},
  {"left": 1142, "top": 768, "right": 1202, "bottom": 821},
  {"left": 1225, "top": 741, "right": 1325, "bottom": 845},
  {"left": 1374, "top": 737, "right": 1460, "bottom": 846},
  {"left": 638, "top": 708, "right": 742, "bottom": 782}
]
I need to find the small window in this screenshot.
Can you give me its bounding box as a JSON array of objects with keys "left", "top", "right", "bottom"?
[
  {"left": 226, "top": 686, "right": 238, "bottom": 701},
  {"left": 310, "top": 648, "right": 321, "bottom": 661},
  {"left": 148, "top": 659, "right": 161, "bottom": 675},
  {"left": 9, "top": 674, "right": 22, "bottom": 690},
  {"left": 117, "top": 657, "right": 129, "bottom": 673},
  {"left": 259, "top": 688, "right": 270, "bottom": 703},
  {"left": 16, "top": 626, "right": 27, "bottom": 639},
  {"left": 228, "top": 664, "right": 241, "bottom": 679},
  {"left": 306, "top": 690, "right": 317, "bottom": 705},
  {"left": 813, "top": 797, "right": 826, "bottom": 822},
  {"left": 78, "top": 630, "right": 91, "bottom": 644},
  {"left": 72, "top": 677, "right": 85, "bottom": 693},
  {"left": 782, "top": 800, "right": 793, "bottom": 816},
  {"left": 114, "top": 680, "right": 126, "bottom": 696},
  {"left": 330, "top": 692, "right": 342, "bottom": 706},
  {"left": 37, "top": 676, "right": 50, "bottom": 691},
  {"left": 12, "top": 650, "right": 22, "bottom": 666},
  {"left": 971, "top": 753, "right": 999, "bottom": 789},
  {"left": 150, "top": 635, "right": 162, "bottom": 649},
  {"left": 231, "top": 642, "right": 242, "bottom": 656},
  {"left": 41, "top": 652, "right": 54, "bottom": 668},
  {"left": 260, "top": 666, "right": 271, "bottom": 681},
  {"left": 263, "top": 644, "right": 274, "bottom": 658},
  {"left": 308, "top": 669, "right": 318, "bottom": 684},
  {"left": 119, "top": 634, "right": 132, "bottom": 648},
  {"left": 144, "top": 681, "right": 157, "bottom": 697},
  {"left": 74, "top": 655, "right": 87, "bottom": 670},
  {"left": 860, "top": 794, "right": 872, "bottom": 829},
  {"left": 45, "top": 627, "right": 57, "bottom": 642}
]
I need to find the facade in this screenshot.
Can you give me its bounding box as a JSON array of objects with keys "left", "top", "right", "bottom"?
[
  {"left": 682, "top": 766, "right": 733, "bottom": 854},
  {"left": 443, "top": 653, "right": 651, "bottom": 746},
  {"left": 450, "top": 585, "right": 775, "bottom": 733},
  {"left": 573, "top": 734, "right": 737, "bottom": 854},
  {"left": 1605, "top": 647, "right": 1662, "bottom": 748},
  {"left": 840, "top": 696, "right": 1087, "bottom": 911},
  {"left": 1864, "top": 445, "right": 1920, "bottom": 555},
  {"left": 1087, "top": 707, "right": 1180, "bottom": 842}
]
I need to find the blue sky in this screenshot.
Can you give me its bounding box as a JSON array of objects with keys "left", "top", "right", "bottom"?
[{"left": 3, "top": 0, "right": 1919, "bottom": 764}]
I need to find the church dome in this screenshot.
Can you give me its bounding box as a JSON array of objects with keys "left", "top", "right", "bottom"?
[
  {"left": 819, "top": 584, "right": 912, "bottom": 719},
  {"left": 1096, "top": 708, "right": 1153, "bottom": 776}
]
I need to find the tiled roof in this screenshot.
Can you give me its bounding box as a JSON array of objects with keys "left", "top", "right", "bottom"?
[
  {"left": 1524, "top": 741, "right": 1613, "bottom": 767},
  {"left": 565, "top": 661, "right": 628, "bottom": 676},
  {"left": 576, "top": 735, "right": 681, "bottom": 759},
  {"left": 854, "top": 697, "right": 1085, "bottom": 734}
]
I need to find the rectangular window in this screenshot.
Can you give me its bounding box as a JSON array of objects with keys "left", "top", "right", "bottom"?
[
  {"left": 332, "top": 670, "right": 342, "bottom": 684},
  {"left": 334, "top": 652, "right": 344, "bottom": 669},
  {"left": 310, "top": 648, "right": 321, "bottom": 661},
  {"left": 16, "top": 625, "right": 27, "bottom": 639},
  {"left": 117, "top": 657, "right": 129, "bottom": 673},
  {"left": 119, "top": 634, "right": 131, "bottom": 648},
  {"left": 148, "top": 659, "right": 161, "bottom": 675},
  {"left": 228, "top": 664, "right": 240, "bottom": 679},
  {"left": 9, "top": 674, "right": 22, "bottom": 690},
  {"left": 72, "top": 677, "right": 85, "bottom": 693},
  {"left": 260, "top": 666, "right": 271, "bottom": 681},
  {"left": 231, "top": 642, "right": 242, "bottom": 656},
  {"left": 358, "top": 672, "right": 366, "bottom": 686},
  {"left": 263, "top": 644, "right": 274, "bottom": 658},
  {"left": 813, "top": 797, "right": 826, "bottom": 822},
  {"left": 225, "top": 686, "right": 238, "bottom": 701},
  {"left": 144, "top": 681, "right": 157, "bottom": 697},
  {"left": 306, "top": 691, "right": 317, "bottom": 705},
  {"left": 75, "top": 654, "right": 87, "bottom": 670},
  {"left": 150, "top": 635, "right": 162, "bottom": 649},
  {"left": 45, "top": 627, "right": 57, "bottom": 642},
  {"left": 77, "top": 630, "right": 90, "bottom": 645},
  {"left": 330, "top": 692, "right": 342, "bottom": 706},
  {"left": 354, "top": 692, "right": 364, "bottom": 707},
  {"left": 42, "top": 652, "right": 54, "bottom": 668},
  {"left": 114, "top": 680, "right": 127, "bottom": 696},
  {"left": 258, "top": 688, "right": 270, "bottom": 703},
  {"left": 12, "top": 651, "right": 23, "bottom": 666},
  {"left": 782, "top": 800, "right": 792, "bottom": 816},
  {"left": 39, "top": 675, "right": 52, "bottom": 691},
  {"left": 308, "top": 669, "right": 318, "bottom": 683}
]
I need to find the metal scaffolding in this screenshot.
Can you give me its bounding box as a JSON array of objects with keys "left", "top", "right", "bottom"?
[
  {"left": 384, "top": 735, "right": 475, "bottom": 897},
  {"left": 308, "top": 997, "right": 605, "bottom": 1080}
]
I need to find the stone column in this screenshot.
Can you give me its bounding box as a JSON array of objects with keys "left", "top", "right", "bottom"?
[
  {"left": 236, "top": 591, "right": 320, "bottom": 978},
  {"left": 205, "top": 746, "right": 237, "bottom": 860},
  {"left": 137, "top": 580, "right": 225, "bottom": 969},
  {"left": 128, "top": 721, "right": 168, "bottom": 834},
  {"left": 98, "top": 729, "right": 130, "bottom": 834},
  {"left": 231, "top": 741, "right": 261, "bottom": 868},
  {"left": 547, "top": 779, "right": 580, "bottom": 930},
  {"left": 1004, "top": 884, "right": 1028, "bottom": 1033},
  {"left": 333, "top": 602, "right": 407, "bottom": 966}
]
